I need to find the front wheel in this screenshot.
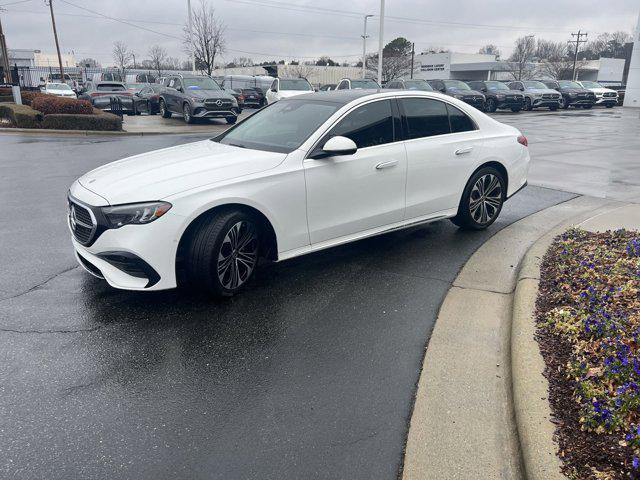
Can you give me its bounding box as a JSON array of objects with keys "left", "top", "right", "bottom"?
[
  {"left": 183, "top": 103, "right": 194, "bottom": 124},
  {"left": 451, "top": 167, "right": 505, "bottom": 230},
  {"left": 159, "top": 99, "right": 171, "bottom": 118},
  {"left": 560, "top": 97, "right": 570, "bottom": 109},
  {"left": 583, "top": 104, "right": 593, "bottom": 109},
  {"left": 485, "top": 98, "right": 497, "bottom": 113},
  {"left": 185, "top": 210, "right": 261, "bottom": 296},
  {"left": 606, "top": 104, "right": 614, "bottom": 108},
  {"left": 549, "top": 105, "right": 559, "bottom": 111},
  {"left": 225, "top": 116, "right": 237, "bottom": 124},
  {"left": 525, "top": 98, "right": 533, "bottom": 111},
  {"left": 511, "top": 106, "right": 521, "bottom": 113}
]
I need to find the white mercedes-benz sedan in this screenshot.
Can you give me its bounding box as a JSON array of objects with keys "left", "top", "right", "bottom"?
[{"left": 68, "top": 90, "right": 529, "bottom": 296}]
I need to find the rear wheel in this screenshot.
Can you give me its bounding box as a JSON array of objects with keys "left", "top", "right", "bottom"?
[
  {"left": 159, "top": 99, "right": 171, "bottom": 118},
  {"left": 185, "top": 210, "right": 261, "bottom": 297},
  {"left": 451, "top": 167, "right": 505, "bottom": 230}
]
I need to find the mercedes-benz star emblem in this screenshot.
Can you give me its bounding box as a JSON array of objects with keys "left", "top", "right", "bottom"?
[{"left": 215, "top": 99, "right": 223, "bottom": 106}]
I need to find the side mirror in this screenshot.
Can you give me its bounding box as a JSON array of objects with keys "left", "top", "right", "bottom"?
[
  {"left": 311, "top": 136, "right": 357, "bottom": 159},
  {"left": 270, "top": 88, "right": 276, "bottom": 92}
]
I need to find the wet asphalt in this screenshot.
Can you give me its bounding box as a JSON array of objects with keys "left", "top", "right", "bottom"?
[{"left": 0, "top": 128, "right": 576, "bottom": 479}]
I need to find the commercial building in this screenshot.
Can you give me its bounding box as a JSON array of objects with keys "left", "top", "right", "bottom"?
[
  {"left": 412, "top": 51, "right": 626, "bottom": 84},
  {"left": 8, "top": 49, "right": 77, "bottom": 68}
]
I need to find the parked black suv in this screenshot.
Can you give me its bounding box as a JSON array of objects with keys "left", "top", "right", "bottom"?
[
  {"left": 539, "top": 80, "right": 596, "bottom": 109},
  {"left": 426, "top": 79, "right": 485, "bottom": 110},
  {"left": 159, "top": 74, "right": 239, "bottom": 124},
  {"left": 466, "top": 81, "right": 524, "bottom": 113}
]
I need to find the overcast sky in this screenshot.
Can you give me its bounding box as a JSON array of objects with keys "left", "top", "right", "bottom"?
[{"left": 1, "top": 0, "right": 638, "bottom": 66}]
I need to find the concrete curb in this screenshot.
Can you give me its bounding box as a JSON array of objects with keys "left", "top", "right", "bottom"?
[
  {"left": 0, "top": 127, "right": 214, "bottom": 137},
  {"left": 402, "top": 196, "right": 625, "bottom": 480}
]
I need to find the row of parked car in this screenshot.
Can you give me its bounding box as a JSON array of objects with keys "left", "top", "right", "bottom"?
[{"left": 319, "top": 77, "right": 621, "bottom": 112}]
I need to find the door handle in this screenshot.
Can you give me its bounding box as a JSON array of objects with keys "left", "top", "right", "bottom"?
[
  {"left": 455, "top": 147, "right": 473, "bottom": 155},
  {"left": 375, "top": 160, "right": 399, "bottom": 170}
]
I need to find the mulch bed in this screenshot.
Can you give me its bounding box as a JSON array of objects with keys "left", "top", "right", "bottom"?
[{"left": 536, "top": 229, "right": 640, "bottom": 479}]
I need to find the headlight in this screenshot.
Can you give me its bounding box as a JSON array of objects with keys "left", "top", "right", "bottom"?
[
  {"left": 496, "top": 94, "right": 506, "bottom": 100},
  {"left": 102, "top": 202, "right": 172, "bottom": 228},
  {"left": 568, "top": 92, "right": 577, "bottom": 97},
  {"left": 454, "top": 94, "right": 465, "bottom": 99}
]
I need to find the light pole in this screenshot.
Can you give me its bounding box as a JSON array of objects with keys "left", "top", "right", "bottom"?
[
  {"left": 187, "top": 0, "right": 195, "bottom": 72},
  {"left": 361, "top": 14, "right": 373, "bottom": 79},
  {"left": 376, "top": 0, "right": 385, "bottom": 86},
  {"left": 45, "top": 0, "right": 65, "bottom": 84}
]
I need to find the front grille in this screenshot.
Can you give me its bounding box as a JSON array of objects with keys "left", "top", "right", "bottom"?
[
  {"left": 603, "top": 92, "right": 617, "bottom": 98},
  {"left": 204, "top": 98, "right": 233, "bottom": 110},
  {"left": 68, "top": 199, "right": 96, "bottom": 245},
  {"left": 463, "top": 96, "right": 484, "bottom": 103}
]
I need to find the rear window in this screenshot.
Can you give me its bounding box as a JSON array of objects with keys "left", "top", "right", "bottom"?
[
  {"left": 97, "top": 84, "right": 126, "bottom": 91},
  {"left": 279, "top": 79, "right": 313, "bottom": 91}
]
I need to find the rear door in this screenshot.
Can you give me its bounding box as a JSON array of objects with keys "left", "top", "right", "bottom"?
[
  {"left": 304, "top": 99, "right": 407, "bottom": 244},
  {"left": 400, "top": 97, "right": 482, "bottom": 218}
]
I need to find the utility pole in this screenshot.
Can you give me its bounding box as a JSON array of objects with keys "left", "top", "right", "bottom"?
[
  {"left": 45, "top": 0, "right": 65, "bottom": 83},
  {"left": 132, "top": 53, "right": 136, "bottom": 69},
  {"left": 187, "top": 0, "right": 195, "bottom": 72},
  {"left": 568, "top": 30, "right": 588, "bottom": 80},
  {"left": 0, "top": 10, "right": 12, "bottom": 84},
  {"left": 376, "top": 0, "right": 385, "bottom": 86},
  {"left": 361, "top": 14, "right": 373, "bottom": 79},
  {"left": 410, "top": 42, "right": 415, "bottom": 79}
]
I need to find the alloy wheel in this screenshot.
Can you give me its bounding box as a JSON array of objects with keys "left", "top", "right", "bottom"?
[
  {"left": 469, "top": 174, "right": 502, "bottom": 225},
  {"left": 184, "top": 104, "right": 191, "bottom": 123},
  {"left": 216, "top": 221, "right": 259, "bottom": 290}
]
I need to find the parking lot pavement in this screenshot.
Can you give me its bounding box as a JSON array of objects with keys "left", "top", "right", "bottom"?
[
  {"left": 493, "top": 107, "right": 640, "bottom": 202},
  {"left": 122, "top": 109, "right": 255, "bottom": 134},
  {"left": 0, "top": 131, "right": 576, "bottom": 480}
]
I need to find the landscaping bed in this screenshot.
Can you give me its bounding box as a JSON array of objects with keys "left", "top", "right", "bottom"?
[
  {"left": 536, "top": 228, "right": 640, "bottom": 479},
  {"left": 0, "top": 98, "right": 121, "bottom": 131}
]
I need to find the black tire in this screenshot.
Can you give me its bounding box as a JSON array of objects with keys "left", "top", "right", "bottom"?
[
  {"left": 560, "top": 96, "right": 570, "bottom": 109},
  {"left": 583, "top": 104, "right": 593, "bottom": 109},
  {"left": 511, "top": 106, "right": 521, "bottom": 113},
  {"left": 485, "top": 98, "right": 497, "bottom": 113},
  {"left": 525, "top": 97, "right": 533, "bottom": 111},
  {"left": 159, "top": 99, "right": 171, "bottom": 118},
  {"left": 185, "top": 210, "right": 261, "bottom": 297},
  {"left": 450, "top": 167, "right": 505, "bottom": 230},
  {"left": 226, "top": 116, "right": 237, "bottom": 124},
  {"left": 549, "top": 105, "right": 559, "bottom": 111},
  {"left": 606, "top": 104, "right": 614, "bottom": 108},
  {"left": 183, "top": 103, "right": 194, "bottom": 124}
]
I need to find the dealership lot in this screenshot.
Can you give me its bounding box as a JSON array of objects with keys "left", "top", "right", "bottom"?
[{"left": 0, "top": 108, "right": 638, "bottom": 479}]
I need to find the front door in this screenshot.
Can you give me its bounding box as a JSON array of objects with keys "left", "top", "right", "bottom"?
[{"left": 304, "top": 99, "right": 407, "bottom": 245}]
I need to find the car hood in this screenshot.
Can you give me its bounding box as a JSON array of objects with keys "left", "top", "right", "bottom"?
[
  {"left": 78, "top": 140, "right": 286, "bottom": 205},
  {"left": 587, "top": 87, "right": 616, "bottom": 94},
  {"left": 186, "top": 89, "right": 235, "bottom": 101},
  {"left": 525, "top": 88, "right": 559, "bottom": 95},
  {"left": 560, "top": 88, "right": 592, "bottom": 94},
  {"left": 446, "top": 88, "right": 484, "bottom": 97},
  {"left": 488, "top": 89, "right": 523, "bottom": 95}
]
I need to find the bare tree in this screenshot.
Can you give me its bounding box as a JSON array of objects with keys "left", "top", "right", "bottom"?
[
  {"left": 78, "top": 57, "right": 100, "bottom": 68},
  {"left": 183, "top": 0, "right": 226, "bottom": 76},
  {"left": 532, "top": 39, "right": 586, "bottom": 79},
  {"left": 506, "top": 36, "right": 536, "bottom": 80},
  {"left": 535, "top": 39, "right": 567, "bottom": 61},
  {"left": 164, "top": 57, "right": 181, "bottom": 71},
  {"left": 584, "top": 31, "right": 632, "bottom": 59},
  {"left": 478, "top": 44, "right": 500, "bottom": 58},
  {"left": 366, "top": 37, "right": 413, "bottom": 83},
  {"left": 288, "top": 63, "right": 315, "bottom": 80},
  {"left": 112, "top": 41, "right": 133, "bottom": 74},
  {"left": 148, "top": 45, "right": 168, "bottom": 77}
]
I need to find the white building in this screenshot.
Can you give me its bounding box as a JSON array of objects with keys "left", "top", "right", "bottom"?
[
  {"left": 412, "top": 51, "right": 626, "bottom": 84},
  {"left": 624, "top": 9, "right": 640, "bottom": 107},
  {"left": 214, "top": 64, "right": 362, "bottom": 87}
]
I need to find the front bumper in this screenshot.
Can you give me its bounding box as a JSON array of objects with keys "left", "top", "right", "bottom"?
[
  {"left": 192, "top": 106, "right": 239, "bottom": 118},
  {"left": 68, "top": 184, "right": 184, "bottom": 291},
  {"left": 531, "top": 98, "right": 561, "bottom": 108},
  {"left": 595, "top": 97, "right": 617, "bottom": 106},
  {"left": 566, "top": 97, "right": 596, "bottom": 106}
]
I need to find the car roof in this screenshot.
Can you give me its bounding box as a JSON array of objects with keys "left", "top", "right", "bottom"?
[{"left": 287, "top": 89, "right": 460, "bottom": 106}]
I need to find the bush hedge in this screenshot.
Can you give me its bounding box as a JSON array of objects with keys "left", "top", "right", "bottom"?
[
  {"left": 41, "top": 108, "right": 122, "bottom": 131},
  {"left": 0, "top": 103, "right": 121, "bottom": 131},
  {"left": 32, "top": 96, "right": 93, "bottom": 115},
  {"left": 20, "top": 91, "right": 49, "bottom": 106},
  {"left": 0, "top": 102, "right": 43, "bottom": 128},
  {"left": 0, "top": 95, "right": 13, "bottom": 103}
]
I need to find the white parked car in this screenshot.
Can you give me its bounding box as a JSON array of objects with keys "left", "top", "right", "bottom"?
[
  {"left": 40, "top": 82, "right": 77, "bottom": 98},
  {"left": 336, "top": 78, "right": 381, "bottom": 90},
  {"left": 577, "top": 81, "right": 618, "bottom": 108},
  {"left": 68, "top": 90, "right": 530, "bottom": 296},
  {"left": 265, "top": 78, "right": 313, "bottom": 104}
]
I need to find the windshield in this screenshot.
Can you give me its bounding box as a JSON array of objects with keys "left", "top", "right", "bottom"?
[
  {"left": 279, "top": 79, "right": 313, "bottom": 91},
  {"left": 97, "top": 84, "right": 126, "bottom": 91},
  {"left": 48, "top": 83, "right": 71, "bottom": 90},
  {"left": 558, "top": 80, "right": 582, "bottom": 89},
  {"left": 485, "top": 81, "right": 509, "bottom": 91},
  {"left": 523, "top": 81, "right": 548, "bottom": 89},
  {"left": 403, "top": 80, "right": 433, "bottom": 91},
  {"left": 580, "top": 81, "right": 601, "bottom": 88},
  {"left": 127, "top": 83, "right": 147, "bottom": 90},
  {"left": 350, "top": 79, "right": 380, "bottom": 89},
  {"left": 217, "top": 99, "right": 340, "bottom": 153},
  {"left": 443, "top": 80, "right": 471, "bottom": 91},
  {"left": 183, "top": 77, "right": 221, "bottom": 90}
]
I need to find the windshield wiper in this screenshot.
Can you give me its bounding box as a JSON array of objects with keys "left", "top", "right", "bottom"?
[{"left": 227, "top": 143, "right": 246, "bottom": 149}]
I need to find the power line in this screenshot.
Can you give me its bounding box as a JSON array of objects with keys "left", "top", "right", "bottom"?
[
  {"left": 0, "top": 0, "right": 33, "bottom": 7},
  {"left": 568, "top": 30, "right": 588, "bottom": 80}
]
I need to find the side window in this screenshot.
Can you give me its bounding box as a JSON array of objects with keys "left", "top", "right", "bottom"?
[
  {"left": 270, "top": 79, "right": 278, "bottom": 91},
  {"left": 167, "top": 78, "right": 175, "bottom": 88},
  {"left": 328, "top": 100, "right": 394, "bottom": 148},
  {"left": 175, "top": 79, "right": 183, "bottom": 91},
  {"left": 400, "top": 98, "right": 450, "bottom": 139},
  {"left": 447, "top": 104, "right": 477, "bottom": 133},
  {"left": 337, "top": 81, "right": 348, "bottom": 90}
]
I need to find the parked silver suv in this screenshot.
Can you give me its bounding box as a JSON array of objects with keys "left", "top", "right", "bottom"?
[{"left": 508, "top": 80, "right": 562, "bottom": 111}]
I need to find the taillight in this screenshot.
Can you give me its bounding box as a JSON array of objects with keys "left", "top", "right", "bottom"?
[
  {"left": 238, "top": 95, "right": 245, "bottom": 102},
  {"left": 517, "top": 135, "right": 528, "bottom": 147}
]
